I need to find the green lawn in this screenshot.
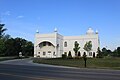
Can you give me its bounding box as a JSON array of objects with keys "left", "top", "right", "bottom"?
[
  {"left": 0, "top": 56, "right": 20, "bottom": 61},
  {"left": 33, "top": 58, "right": 120, "bottom": 70}
]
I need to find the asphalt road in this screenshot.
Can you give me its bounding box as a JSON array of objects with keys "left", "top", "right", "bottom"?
[{"left": 0, "top": 59, "right": 120, "bottom": 80}]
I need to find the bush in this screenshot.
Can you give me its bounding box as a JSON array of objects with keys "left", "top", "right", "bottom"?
[
  {"left": 78, "top": 51, "right": 81, "bottom": 57},
  {"left": 68, "top": 51, "right": 73, "bottom": 59},
  {"left": 62, "top": 54, "right": 67, "bottom": 59},
  {"left": 74, "top": 56, "right": 80, "bottom": 59}
]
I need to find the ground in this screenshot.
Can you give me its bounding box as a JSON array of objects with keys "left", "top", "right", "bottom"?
[
  {"left": 0, "top": 58, "right": 120, "bottom": 80},
  {"left": 33, "top": 57, "right": 120, "bottom": 69}
]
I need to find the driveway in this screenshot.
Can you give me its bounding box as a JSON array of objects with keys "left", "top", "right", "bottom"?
[{"left": 0, "top": 58, "right": 120, "bottom": 80}]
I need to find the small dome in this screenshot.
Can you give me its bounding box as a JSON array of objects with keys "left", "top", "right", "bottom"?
[
  {"left": 36, "top": 30, "right": 39, "bottom": 33},
  {"left": 95, "top": 30, "right": 98, "bottom": 34},
  {"left": 86, "top": 28, "right": 94, "bottom": 34},
  {"left": 54, "top": 28, "right": 57, "bottom": 32}
]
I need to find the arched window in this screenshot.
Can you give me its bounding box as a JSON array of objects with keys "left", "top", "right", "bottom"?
[
  {"left": 93, "top": 52, "right": 95, "bottom": 58},
  {"left": 64, "top": 41, "right": 67, "bottom": 47},
  {"left": 48, "top": 42, "right": 52, "bottom": 46},
  {"left": 83, "top": 52, "right": 86, "bottom": 56}
]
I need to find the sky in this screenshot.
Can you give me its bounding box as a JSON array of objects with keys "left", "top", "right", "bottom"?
[{"left": 0, "top": 0, "right": 120, "bottom": 50}]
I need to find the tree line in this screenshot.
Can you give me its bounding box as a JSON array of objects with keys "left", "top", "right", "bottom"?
[
  {"left": 0, "top": 23, "right": 34, "bottom": 57},
  {"left": 97, "top": 47, "right": 120, "bottom": 58}
]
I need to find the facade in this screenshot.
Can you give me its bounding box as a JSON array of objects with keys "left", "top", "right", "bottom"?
[{"left": 34, "top": 28, "right": 100, "bottom": 58}]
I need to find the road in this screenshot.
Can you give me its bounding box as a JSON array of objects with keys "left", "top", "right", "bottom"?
[{"left": 0, "top": 58, "right": 120, "bottom": 80}]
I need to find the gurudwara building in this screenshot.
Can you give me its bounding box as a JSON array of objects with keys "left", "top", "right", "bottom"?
[{"left": 34, "top": 28, "right": 100, "bottom": 58}]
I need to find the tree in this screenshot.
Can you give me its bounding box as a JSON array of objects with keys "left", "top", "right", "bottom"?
[
  {"left": 101, "top": 47, "right": 107, "bottom": 56},
  {"left": 4, "top": 38, "right": 16, "bottom": 56},
  {"left": 107, "top": 49, "right": 112, "bottom": 57},
  {"left": 83, "top": 41, "right": 92, "bottom": 67},
  {"left": 83, "top": 41, "right": 92, "bottom": 56},
  {"left": 78, "top": 51, "right": 81, "bottom": 57},
  {"left": 111, "top": 49, "right": 117, "bottom": 57},
  {"left": 0, "top": 39, "right": 5, "bottom": 56},
  {"left": 111, "top": 47, "right": 120, "bottom": 57},
  {"left": 0, "top": 23, "right": 34, "bottom": 57},
  {"left": 4, "top": 37, "right": 34, "bottom": 56},
  {"left": 62, "top": 52, "right": 67, "bottom": 59},
  {"left": 3, "top": 34, "right": 11, "bottom": 41},
  {"left": 68, "top": 51, "right": 72, "bottom": 59},
  {"left": 0, "top": 23, "right": 7, "bottom": 56},
  {"left": 97, "top": 47, "right": 103, "bottom": 58},
  {"left": 117, "top": 47, "right": 120, "bottom": 57},
  {"left": 0, "top": 24, "right": 7, "bottom": 39},
  {"left": 73, "top": 41, "right": 80, "bottom": 57},
  {"left": 14, "top": 38, "right": 34, "bottom": 57},
  {"left": 22, "top": 41, "right": 34, "bottom": 57},
  {"left": 83, "top": 52, "right": 87, "bottom": 67}
]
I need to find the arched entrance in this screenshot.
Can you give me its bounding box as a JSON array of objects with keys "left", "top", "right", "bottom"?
[{"left": 38, "top": 41, "right": 55, "bottom": 58}]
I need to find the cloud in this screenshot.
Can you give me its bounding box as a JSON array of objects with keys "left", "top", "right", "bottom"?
[{"left": 17, "top": 15, "right": 24, "bottom": 19}]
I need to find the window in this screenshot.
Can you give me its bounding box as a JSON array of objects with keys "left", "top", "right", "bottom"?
[
  {"left": 39, "top": 44, "right": 41, "bottom": 47},
  {"left": 43, "top": 52, "right": 46, "bottom": 55},
  {"left": 48, "top": 51, "right": 51, "bottom": 53},
  {"left": 89, "top": 52, "right": 92, "bottom": 56},
  {"left": 38, "top": 52, "right": 40, "bottom": 54},
  {"left": 43, "top": 42, "right": 46, "bottom": 46},
  {"left": 93, "top": 52, "right": 95, "bottom": 58},
  {"left": 53, "top": 52, "right": 56, "bottom": 56},
  {"left": 64, "top": 42, "right": 67, "bottom": 47},
  {"left": 57, "top": 44, "right": 59, "bottom": 47},
  {"left": 48, "top": 42, "right": 51, "bottom": 46}
]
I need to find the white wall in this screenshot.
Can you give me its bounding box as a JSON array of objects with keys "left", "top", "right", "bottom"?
[
  {"left": 63, "top": 34, "right": 99, "bottom": 57},
  {"left": 34, "top": 31, "right": 99, "bottom": 58}
]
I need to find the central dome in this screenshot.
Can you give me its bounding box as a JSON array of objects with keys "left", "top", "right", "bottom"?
[{"left": 86, "top": 28, "right": 94, "bottom": 34}]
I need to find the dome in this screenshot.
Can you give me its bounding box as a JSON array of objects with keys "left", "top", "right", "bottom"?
[
  {"left": 86, "top": 28, "right": 94, "bottom": 34},
  {"left": 36, "top": 30, "right": 39, "bottom": 33},
  {"left": 95, "top": 30, "right": 98, "bottom": 34},
  {"left": 54, "top": 28, "right": 57, "bottom": 32}
]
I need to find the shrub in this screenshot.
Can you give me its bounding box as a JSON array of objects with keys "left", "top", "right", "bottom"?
[
  {"left": 62, "top": 54, "right": 67, "bottom": 59},
  {"left": 74, "top": 56, "right": 80, "bottom": 59},
  {"left": 68, "top": 51, "right": 73, "bottom": 59},
  {"left": 78, "top": 51, "right": 81, "bottom": 56}
]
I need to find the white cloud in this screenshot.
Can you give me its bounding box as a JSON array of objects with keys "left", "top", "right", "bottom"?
[{"left": 17, "top": 15, "right": 24, "bottom": 19}]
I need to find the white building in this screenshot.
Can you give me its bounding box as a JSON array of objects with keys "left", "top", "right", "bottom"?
[{"left": 34, "top": 28, "right": 100, "bottom": 58}]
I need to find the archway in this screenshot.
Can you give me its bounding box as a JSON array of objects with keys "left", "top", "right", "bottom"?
[{"left": 38, "top": 41, "right": 55, "bottom": 58}]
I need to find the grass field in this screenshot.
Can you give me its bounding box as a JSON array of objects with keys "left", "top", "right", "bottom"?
[
  {"left": 0, "top": 57, "right": 17, "bottom": 61},
  {"left": 0, "top": 56, "right": 24, "bottom": 61},
  {"left": 33, "top": 57, "right": 120, "bottom": 70}
]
